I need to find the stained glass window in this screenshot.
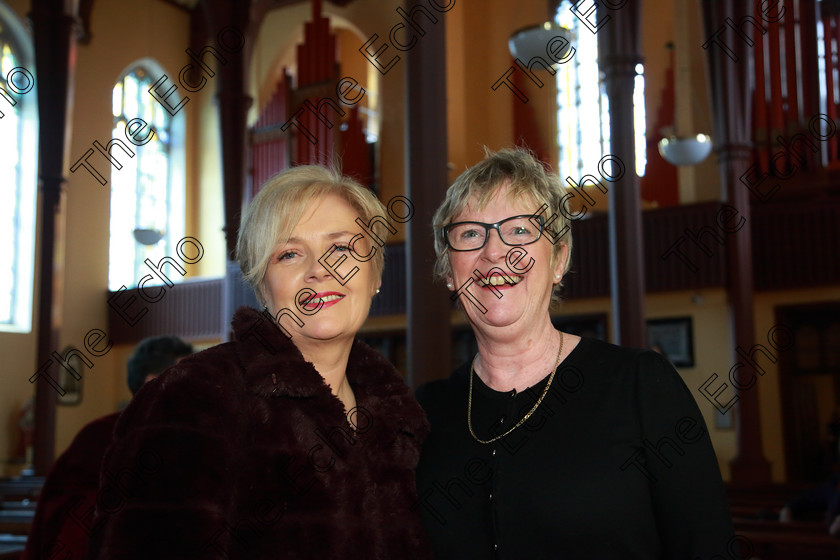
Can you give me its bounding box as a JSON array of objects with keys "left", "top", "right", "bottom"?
[
  {"left": 0, "top": 13, "right": 37, "bottom": 332},
  {"left": 109, "top": 66, "right": 184, "bottom": 290}
]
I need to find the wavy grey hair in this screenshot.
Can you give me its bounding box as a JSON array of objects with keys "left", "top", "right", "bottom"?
[{"left": 432, "top": 146, "right": 573, "bottom": 303}]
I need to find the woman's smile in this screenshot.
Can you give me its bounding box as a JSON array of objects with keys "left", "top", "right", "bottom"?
[
  {"left": 300, "top": 291, "right": 346, "bottom": 311},
  {"left": 476, "top": 272, "right": 523, "bottom": 289}
]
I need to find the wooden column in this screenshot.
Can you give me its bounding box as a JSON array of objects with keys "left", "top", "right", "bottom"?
[
  {"left": 29, "top": 0, "right": 79, "bottom": 475},
  {"left": 203, "top": 0, "right": 253, "bottom": 259},
  {"left": 598, "top": 2, "right": 646, "bottom": 348},
  {"left": 405, "top": 0, "right": 451, "bottom": 387},
  {"left": 702, "top": 0, "right": 771, "bottom": 486}
]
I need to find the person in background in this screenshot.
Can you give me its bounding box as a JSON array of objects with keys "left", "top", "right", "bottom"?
[
  {"left": 21, "top": 336, "right": 193, "bottom": 560},
  {"left": 415, "top": 147, "right": 734, "bottom": 558},
  {"left": 779, "top": 410, "right": 840, "bottom": 536},
  {"left": 85, "top": 165, "right": 431, "bottom": 559},
  {"left": 779, "top": 473, "right": 840, "bottom": 536}
]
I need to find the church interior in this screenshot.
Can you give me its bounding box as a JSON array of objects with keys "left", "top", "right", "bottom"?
[{"left": 1, "top": 0, "right": 840, "bottom": 556}]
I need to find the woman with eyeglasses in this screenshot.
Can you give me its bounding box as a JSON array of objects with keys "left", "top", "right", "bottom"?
[{"left": 414, "top": 147, "right": 734, "bottom": 559}]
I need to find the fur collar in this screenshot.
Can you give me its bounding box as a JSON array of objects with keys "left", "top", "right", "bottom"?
[{"left": 230, "top": 306, "right": 411, "bottom": 405}]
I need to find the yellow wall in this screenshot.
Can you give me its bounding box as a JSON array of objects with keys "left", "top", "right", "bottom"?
[
  {"left": 446, "top": 0, "right": 546, "bottom": 178},
  {"left": 194, "top": 81, "right": 225, "bottom": 277}
]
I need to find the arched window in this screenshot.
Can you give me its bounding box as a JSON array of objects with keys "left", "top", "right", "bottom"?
[
  {"left": 0, "top": 4, "right": 37, "bottom": 332},
  {"left": 555, "top": 2, "right": 646, "bottom": 179},
  {"left": 109, "top": 64, "right": 185, "bottom": 290}
]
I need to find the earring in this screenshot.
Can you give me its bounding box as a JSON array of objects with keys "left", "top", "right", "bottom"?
[
  {"left": 555, "top": 275, "right": 561, "bottom": 280},
  {"left": 375, "top": 289, "right": 380, "bottom": 294},
  {"left": 446, "top": 283, "right": 453, "bottom": 289}
]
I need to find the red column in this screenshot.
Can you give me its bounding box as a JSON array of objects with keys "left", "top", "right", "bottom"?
[{"left": 702, "top": 0, "right": 771, "bottom": 486}]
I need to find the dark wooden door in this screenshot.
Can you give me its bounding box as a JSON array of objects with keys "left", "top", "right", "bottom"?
[{"left": 777, "top": 302, "right": 840, "bottom": 482}]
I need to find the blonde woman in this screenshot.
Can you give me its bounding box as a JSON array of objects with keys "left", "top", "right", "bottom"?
[{"left": 88, "top": 165, "right": 431, "bottom": 559}]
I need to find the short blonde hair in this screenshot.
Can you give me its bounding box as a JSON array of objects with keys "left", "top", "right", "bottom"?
[
  {"left": 432, "top": 147, "right": 573, "bottom": 303},
  {"left": 236, "top": 165, "right": 388, "bottom": 305}
]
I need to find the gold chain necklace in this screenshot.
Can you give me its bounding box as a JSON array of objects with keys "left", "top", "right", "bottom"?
[{"left": 467, "top": 332, "right": 564, "bottom": 444}]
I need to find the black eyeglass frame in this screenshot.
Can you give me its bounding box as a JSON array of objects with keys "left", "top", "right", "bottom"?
[{"left": 440, "top": 214, "right": 545, "bottom": 252}]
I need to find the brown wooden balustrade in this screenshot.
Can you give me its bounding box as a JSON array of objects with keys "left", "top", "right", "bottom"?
[{"left": 107, "top": 199, "right": 840, "bottom": 344}]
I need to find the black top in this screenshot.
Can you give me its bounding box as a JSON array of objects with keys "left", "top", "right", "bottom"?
[{"left": 415, "top": 337, "right": 735, "bottom": 560}]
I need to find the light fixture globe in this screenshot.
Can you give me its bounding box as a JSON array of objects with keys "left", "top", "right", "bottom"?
[
  {"left": 509, "top": 23, "right": 573, "bottom": 64},
  {"left": 658, "top": 134, "right": 713, "bottom": 166},
  {"left": 133, "top": 228, "right": 165, "bottom": 246}
]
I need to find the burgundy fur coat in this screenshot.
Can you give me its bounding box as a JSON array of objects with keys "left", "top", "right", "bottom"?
[{"left": 85, "top": 307, "right": 432, "bottom": 559}]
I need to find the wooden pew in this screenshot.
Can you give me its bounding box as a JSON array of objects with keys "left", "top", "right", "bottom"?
[
  {"left": 0, "top": 478, "right": 43, "bottom": 502},
  {"left": 0, "top": 477, "right": 43, "bottom": 560},
  {"left": 733, "top": 517, "right": 840, "bottom": 560},
  {"left": 727, "top": 484, "right": 839, "bottom": 560},
  {"left": 0, "top": 545, "right": 26, "bottom": 560},
  {"left": 0, "top": 510, "right": 33, "bottom": 536},
  {"left": 727, "top": 484, "right": 809, "bottom": 509},
  {"left": 727, "top": 483, "right": 828, "bottom": 523},
  {"left": 730, "top": 504, "right": 780, "bottom": 519},
  {"left": 0, "top": 535, "right": 26, "bottom": 560},
  {"left": 736, "top": 529, "right": 840, "bottom": 560},
  {"left": 736, "top": 518, "right": 828, "bottom": 535}
]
